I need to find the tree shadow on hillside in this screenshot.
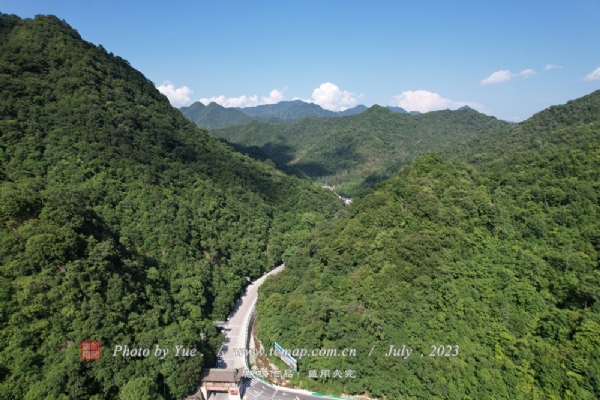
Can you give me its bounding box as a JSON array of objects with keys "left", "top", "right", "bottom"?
[
  {"left": 292, "top": 162, "right": 334, "bottom": 178},
  {"left": 219, "top": 139, "right": 272, "bottom": 162},
  {"left": 313, "top": 136, "right": 366, "bottom": 175},
  {"left": 218, "top": 139, "right": 310, "bottom": 180},
  {"left": 261, "top": 142, "right": 296, "bottom": 165},
  {"left": 219, "top": 139, "right": 296, "bottom": 165}
]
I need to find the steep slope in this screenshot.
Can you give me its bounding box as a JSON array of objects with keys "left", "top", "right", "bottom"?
[
  {"left": 213, "top": 105, "right": 509, "bottom": 196},
  {"left": 0, "top": 13, "right": 341, "bottom": 400},
  {"left": 448, "top": 89, "right": 600, "bottom": 165},
  {"left": 256, "top": 93, "right": 600, "bottom": 399}
]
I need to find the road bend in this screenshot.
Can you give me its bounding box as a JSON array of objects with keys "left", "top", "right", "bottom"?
[
  {"left": 215, "top": 264, "right": 350, "bottom": 400},
  {"left": 218, "top": 264, "right": 285, "bottom": 370}
]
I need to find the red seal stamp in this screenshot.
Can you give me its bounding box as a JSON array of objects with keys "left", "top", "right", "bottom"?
[{"left": 81, "top": 341, "right": 101, "bottom": 360}]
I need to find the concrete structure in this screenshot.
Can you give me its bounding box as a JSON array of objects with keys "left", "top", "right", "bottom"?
[{"left": 199, "top": 368, "right": 243, "bottom": 400}]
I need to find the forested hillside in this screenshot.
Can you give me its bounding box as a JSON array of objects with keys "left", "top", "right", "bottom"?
[
  {"left": 257, "top": 93, "right": 600, "bottom": 398},
  {"left": 447, "top": 90, "right": 600, "bottom": 167},
  {"left": 212, "top": 106, "right": 509, "bottom": 196},
  {"left": 0, "top": 13, "right": 341, "bottom": 399},
  {"left": 180, "top": 100, "right": 370, "bottom": 130}
]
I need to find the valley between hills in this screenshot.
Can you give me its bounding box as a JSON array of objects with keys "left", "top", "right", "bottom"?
[{"left": 1, "top": 12, "right": 599, "bottom": 400}]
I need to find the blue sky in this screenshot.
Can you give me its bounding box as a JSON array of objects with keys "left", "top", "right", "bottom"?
[{"left": 3, "top": 0, "right": 600, "bottom": 121}]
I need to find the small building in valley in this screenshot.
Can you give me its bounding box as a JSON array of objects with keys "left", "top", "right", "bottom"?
[{"left": 189, "top": 368, "right": 243, "bottom": 400}]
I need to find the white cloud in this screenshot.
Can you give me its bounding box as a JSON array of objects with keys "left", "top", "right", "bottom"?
[
  {"left": 262, "top": 89, "right": 284, "bottom": 104},
  {"left": 543, "top": 64, "right": 563, "bottom": 71},
  {"left": 198, "top": 83, "right": 357, "bottom": 112},
  {"left": 199, "top": 88, "right": 285, "bottom": 108},
  {"left": 199, "top": 94, "right": 259, "bottom": 108},
  {"left": 480, "top": 68, "right": 536, "bottom": 85},
  {"left": 292, "top": 97, "right": 313, "bottom": 103},
  {"left": 583, "top": 67, "right": 600, "bottom": 82},
  {"left": 156, "top": 81, "right": 194, "bottom": 107},
  {"left": 480, "top": 70, "right": 515, "bottom": 85},
  {"left": 392, "top": 90, "right": 483, "bottom": 113},
  {"left": 310, "top": 82, "right": 363, "bottom": 111},
  {"left": 519, "top": 69, "right": 536, "bottom": 78}
]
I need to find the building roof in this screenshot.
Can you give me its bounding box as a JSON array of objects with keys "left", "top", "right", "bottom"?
[{"left": 200, "top": 368, "right": 243, "bottom": 383}]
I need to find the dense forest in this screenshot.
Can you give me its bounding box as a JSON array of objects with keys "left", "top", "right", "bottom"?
[
  {"left": 257, "top": 91, "right": 600, "bottom": 399},
  {"left": 211, "top": 106, "right": 509, "bottom": 197},
  {"left": 2, "top": 9, "right": 599, "bottom": 400},
  {"left": 0, "top": 13, "right": 342, "bottom": 399}
]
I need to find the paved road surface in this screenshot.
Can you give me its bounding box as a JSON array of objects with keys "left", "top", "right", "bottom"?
[
  {"left": 214, "top": 264, "right": 350, "bottom": 400},
  {"left": 218, "top": 264, "right": 285, "bottom": 370}
]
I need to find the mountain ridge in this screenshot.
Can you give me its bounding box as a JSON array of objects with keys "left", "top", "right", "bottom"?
[
  {"left": 257, "top": 89, "right": 600, "bottom": 398},
  {"left": 180, "top": 99, "right": 425, "bottom": 129},
  {"left": 212, "top": 105, "right": 509, "bottom": 196},
  {"left": 0, "top": 13, "right": 342, "bottom": 399}
]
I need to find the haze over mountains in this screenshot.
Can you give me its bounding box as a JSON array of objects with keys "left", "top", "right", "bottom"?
[{"left": 180, "top": 99, "right": 421, "bottom": 130}]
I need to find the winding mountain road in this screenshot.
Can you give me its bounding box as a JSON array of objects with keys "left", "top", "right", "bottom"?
[
  {"left": 218, "top": 264, "right": 285, "bottom": 370},
  {"left": 215, "top": 264, "right": 350, "bottom": 400}
]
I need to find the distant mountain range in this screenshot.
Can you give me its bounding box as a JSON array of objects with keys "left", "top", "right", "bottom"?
[
  {"left": 180, "top": 100, "right": 425, "bottom": 130},
  {"left": 237, "top": 100, "right": 368, "bottom": 119},
  {"left": 5, "top": 11, "right": 600, "bottom": 400},
  {"left": 179, "top": 101, "right": 263, "bottom": 129},
  {"left": 212, "top": 104, "right": 507, "bottom": 196}
]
